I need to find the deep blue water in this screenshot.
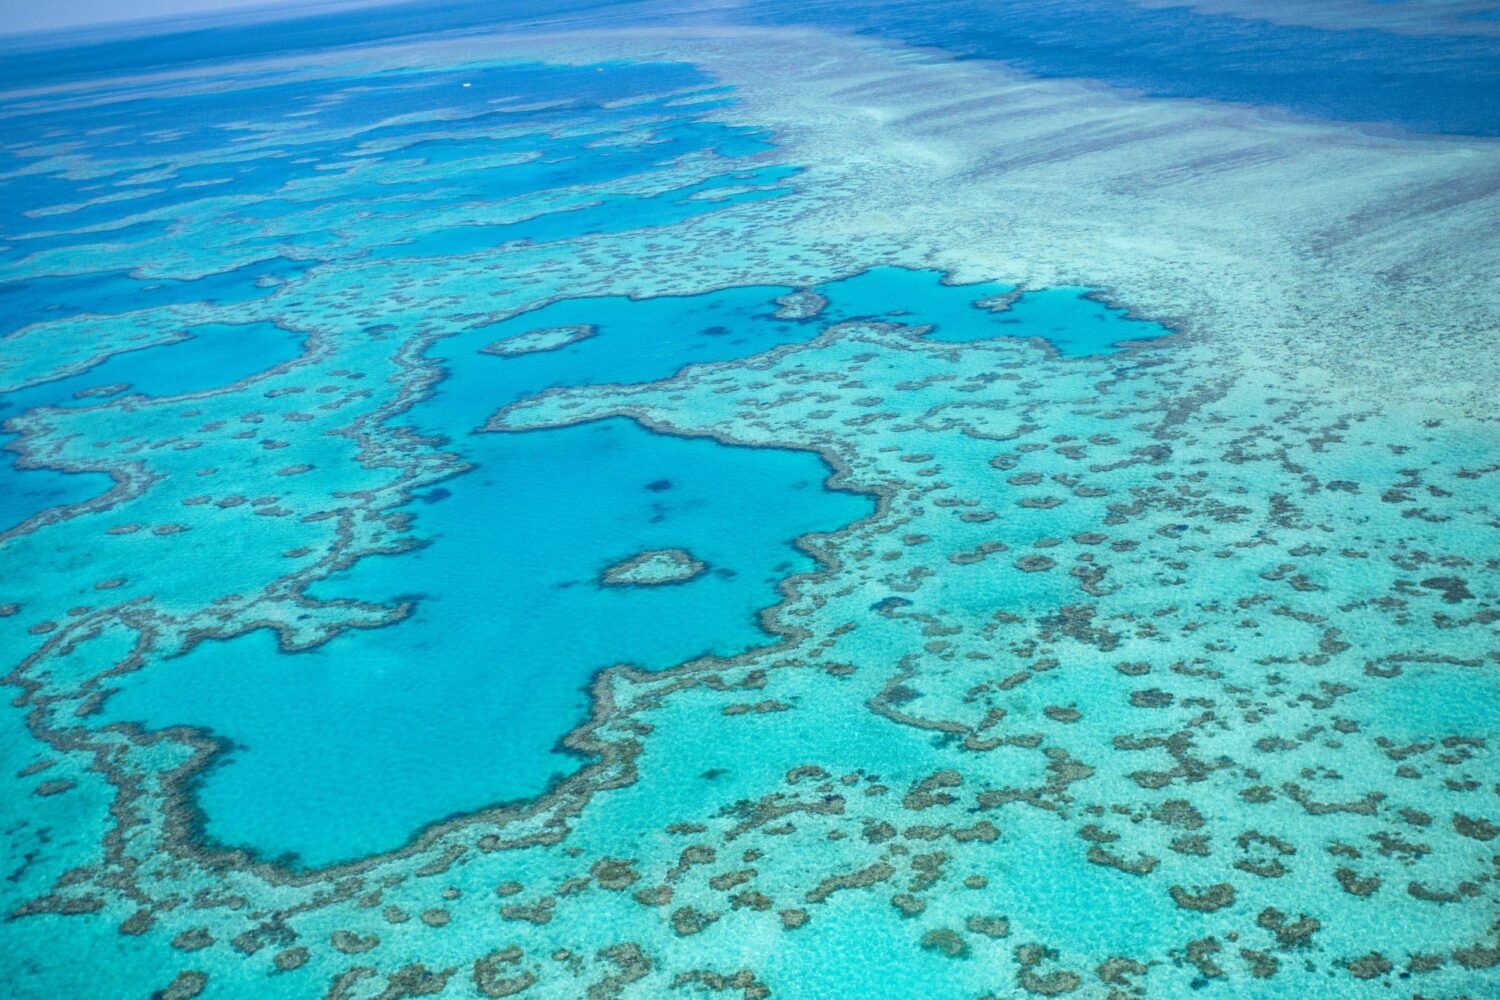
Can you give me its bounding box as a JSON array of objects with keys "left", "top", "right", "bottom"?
[
  {"left": 0, "top": 60, "right": 771, "bottom": 267},
  {"left": 6, "top": 0, "right": 1498, "bottom": 135},
  {"left": 363, "top": 166, "right": 797, "bottom": 261},
  {"left": 0, "top": 259, "right": 314, "bottom": 338},
  {"left": 751, "top": 0, "right": 1500, "bottom": 136}
]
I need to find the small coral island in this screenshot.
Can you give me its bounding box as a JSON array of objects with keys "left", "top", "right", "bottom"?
[
  {"left": 599, "top": 547, "right": 708, "bottom": 587},
  {"left": 772, "top": 288, "right": 828, "bottom": 320},
  {"left": 481, "top": 323, "right": 596, "bottom": 357}
]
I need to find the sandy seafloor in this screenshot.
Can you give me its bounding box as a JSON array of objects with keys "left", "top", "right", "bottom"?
[{"left": 1, "top": 0, "right": 1499, "bottom": 996}]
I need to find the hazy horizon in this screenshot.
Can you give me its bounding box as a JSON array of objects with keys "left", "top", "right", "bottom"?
[{"left": 0, "top": 0, "right": 401, "bottom": 39}]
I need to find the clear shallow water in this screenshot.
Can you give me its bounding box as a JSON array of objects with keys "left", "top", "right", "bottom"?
[
  {"left": 813, "top": 268, "right": 1167, "bottom": 357},
  {"left": 93, "top": 266, "right": 1161, "bottom": 865},
  {"left": 1, "top": 49, "right": 827, "bottom": 868},
  {"left": 457, "top": 266, "right": 1167, "bottom": 406},
  {"left": 104, "top": 418, "right": 868, "bottom": 866},
  {"left": 965, "top": 285, "right": 1163, "bottom": 356},
  {"left": 0, "top": 322, "right": 304, "bottom": 530},
  {"left": 0, "top": 457, "right": 108, "bottom": 532},
  {"left": 2, "top": 6, "right": 1497, "bottom": 1000},
  {"left": 1, "top": 322, "right": 303, "bottom": 408},
  {"left": 0, "top": 28, "right": 1163, "bottom": 865}
]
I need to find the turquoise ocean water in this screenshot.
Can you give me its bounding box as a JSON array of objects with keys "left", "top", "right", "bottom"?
[
  {"left": 1, "top": 2, "right": 1496, "bottom": 997},
  {"left": 96, "top": 270, "right": 1162, "bottom": 867}
]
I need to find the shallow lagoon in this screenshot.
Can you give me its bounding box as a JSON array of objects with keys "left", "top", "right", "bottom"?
[
  {"left": 97, "top": 265, "right": 1165, "bottom": 866},
  {"left": 815, "top": 267, "right": 1165, "bottom": 356},
  {"left": 0, "top": 321, "right": 304, "bottom": 530},
  {"left": 103, "top": 417, "right": 868, "bottom": 866}
]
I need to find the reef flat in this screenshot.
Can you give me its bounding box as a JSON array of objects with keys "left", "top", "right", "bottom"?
[
  {"left": 601, "top": 548, "right": 709, "bottom": 587},
  {"left": 1, "top": 4, "right": 1497, "bottom": 999}
]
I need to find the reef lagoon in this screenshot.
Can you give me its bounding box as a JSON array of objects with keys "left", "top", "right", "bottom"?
[{"left": 1, "top": 1, "right": 1498, "bottom": 997}]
